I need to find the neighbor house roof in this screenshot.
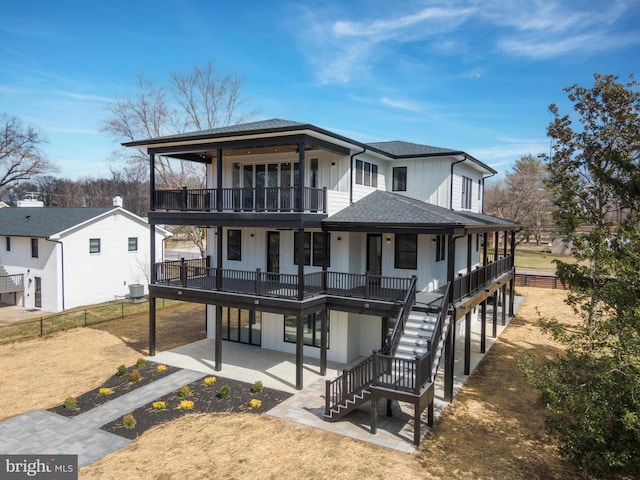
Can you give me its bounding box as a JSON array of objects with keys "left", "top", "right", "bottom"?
[
  {"left": 323, "top": 191, "right": 518, "bottom": 233},
  {"left": 0, "top": 207, "right": 172, "bottom": 239},
  {"left": 0, "top": 207, "right": 116, "bottom": 237}
]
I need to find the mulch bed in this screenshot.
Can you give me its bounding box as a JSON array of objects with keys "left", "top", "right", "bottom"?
[
  {"left": 100, "top": 376, "right": 292, "bottom": 439},
  {"left": 49, "top": 361, "right": 180, "bottom": 417}
]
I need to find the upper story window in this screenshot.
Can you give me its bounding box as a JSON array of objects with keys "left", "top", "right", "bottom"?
[
  {"left": 5, "top": 236, "right": 10, "bottom": 252},
  {"left": 31, "top": 238, "right": 38, "bottom": 258},
  {"left": 462, "top": 176, "right": 473, "bottom": 209},
  {"left": 436, "top": 235, "right": 446, "bottom": 262},
  {"left": 392, "top": 167, "right": 407, "bottom": 191},
  {"left": 478, "top": 179, "right": 482, "bottom": 201},
  {"left": 89, "top": 238, "right": 101, "bottom": 254},
  {"left": 355, "top": 159, "right": 378, "bottom": 187},
  {"left": 394, "top": 234, "right": 417, "bottom": 269},
  {"left": 294, "top": 232, "right": 330, "bottom": 266},
  {"left": 227, "top": 230, "right": 241, "bottom": 261},
  {"left": 128, "top": 237, "right": 138, "bottom": 252}
]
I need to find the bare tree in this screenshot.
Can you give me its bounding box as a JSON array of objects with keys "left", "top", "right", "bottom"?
[
  {"left": 102, "top": 61, "right": 258, "bottom": 257},
  {"left": 0, "top": 114, "right": 57, "bottom": 199},
  {"left": 485, "top": 154, "right": 553, "bottom": 245}
]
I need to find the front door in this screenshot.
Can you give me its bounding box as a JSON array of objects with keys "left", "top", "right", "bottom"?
[
  {"left": 34, "top": 276, "right": 42, "bottom": 308},
  {"left": 267, "top": 231, "right": 280, "bottom": 273},
  {"left": 367, "top": 234, "right": 382, "bottom": 276}
]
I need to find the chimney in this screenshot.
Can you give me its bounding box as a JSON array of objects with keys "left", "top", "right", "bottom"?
[{"left": 113, "top": 195, "right": 124, "bottom": 208}]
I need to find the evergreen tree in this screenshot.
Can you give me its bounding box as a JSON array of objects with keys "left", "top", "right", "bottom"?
[{"left": 522, "top": 74, "right": 640, "bottom": 478}]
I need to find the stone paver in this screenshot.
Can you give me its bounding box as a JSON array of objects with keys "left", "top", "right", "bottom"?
[{"left": 0, "top": 369, "right": 206, "bottom": 467}]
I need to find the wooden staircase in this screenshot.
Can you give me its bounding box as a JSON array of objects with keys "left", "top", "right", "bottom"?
[
  {"left": 0, "top": 266, "right": 23, "bottom": 294},
  {"left": 324, "top": 282, "right": 452, "bottom": 442}
]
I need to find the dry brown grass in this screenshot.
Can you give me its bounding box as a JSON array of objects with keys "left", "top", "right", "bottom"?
[{"left": 1, "top": 288, "right": 588, "bottom": 479}]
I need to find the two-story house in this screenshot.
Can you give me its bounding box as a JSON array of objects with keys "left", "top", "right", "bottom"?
[
  {"left": 0, "top": 200, "right": 171, "bottom": 312},
  {"left": 125, "top": 118, "right": 518, "bottom": 443}
]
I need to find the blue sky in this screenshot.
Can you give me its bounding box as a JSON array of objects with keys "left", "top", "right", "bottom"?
[{"left": 1, "top": 0, "right": 638, "bottom": 180}]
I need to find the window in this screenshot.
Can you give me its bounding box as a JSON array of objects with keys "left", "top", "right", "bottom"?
[
  {"left": 31, "top": 238, "right": 38, "bottom": 258},
  {"left": 462, "top": 176, "right": 473, "bottom": 209},
  {"left": 312, "top": 232, "right": 330, "bottom": 267},
  {"left": 355, "top": 159, "right": 363, "bottom": 185},
  {"left": 436, "top": 235, "right": 446, "bottom": 262},
  {"left": 89, "top": 238, "right": 101, "bottom": 254},
  {"left": 128, "top": 237, "right": 138, "bottom": 252},
  {"left": 393, "top": 167, "right": 407, "bottom": 191},
  {"left": 227, "top": 230, "right": 241, "bottom": 261},
  {"left": 294, "top": 232, "right": 311, "bottom": 266},
  {"left": 284, "top": 311, "right": 329, "bottom": 348},
  {"left": 5, "top": 237, "right": 10, "bottom": 252},
  {"left": 394, "top": 234, "right": 417, "bottom": 269},
  {"left": 478, "top": 179, "right": 482, "bottom": 201},
  {"left": 355, "top": 159, "right": 378, "bottom": 187},
  {"left": 295, "top": 232, "right": 330, "bottom": 266}
]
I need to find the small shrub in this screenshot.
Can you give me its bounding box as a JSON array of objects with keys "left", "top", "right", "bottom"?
[
  {"left": 217, "top": 385, "right": 231, "bottom": 399},
  {"left": 122, "top": 413, "right": 136, "bottom": 429},
  {"left": 179, "top": 400, "right": 194, "bottom": 410},
  {"left": 251, "top": 381, "right": 264, "bottom": 393},
  {"left": 152, "top": 401, "right": 166, "bottom": 410},
  {"left": 203, "top": 376, "right": 217, "bottom": 386},
  {"left": 177, "top": 385, "right": 191, "bottom": 397},
  {"left": 99, "top": 387, "right": 114, "bottom": 396},
  {"left": 136, "top": 358, "right": 147, "bottom": 368},
  {"left": 116, "top": 364, "right": 127, "bottom": 376},
  {"left": 248, "top": 398, "right": 262, "bottom": 409},
  {"left": 156, "top": 364, "right": 168, "bottom": 372},
  {"left": 64, "top": 397, "right": 77, "bottom": 410},
  {"left": 129, "top": 369, "right": 142, "bottom": 383}
]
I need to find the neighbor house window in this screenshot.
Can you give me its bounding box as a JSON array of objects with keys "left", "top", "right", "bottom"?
[
  {"left": 31, "top": 238, "right": 38, "bottom": 258},
  {"left": 436, "top": 235, "right": 446, "bottom": 262},
  {"left": 284, "top": 311, "right": 329, "bottom": 348},
  {"left": 478, "top": 179, "right": 482, "bottom": 201},
  {"left": 89, "top": 238, "right": 101, "bottom": 254},
  {"left": 394, "top": 234, "right": 417, "bottom": 269},
  {"left": 128, "top": 237, "right": 138, "bottom": 252},
  {"left": 371, "top": 164, "right": 378, "bottom": 187},
  {"left": 392, "top": 167, "right": 407, "bottom": 191},
  {"left": 5, "top": 236, "right": 10, "bottom": 252},
  {"left": 462, "top": 176, "right": 473, "bottom": 209},
  {"left": 355, "top": 159, "right": 363, "bottom": 185},
  {"left": 227, "top": 230, "right": 241, "bottom": 261}
]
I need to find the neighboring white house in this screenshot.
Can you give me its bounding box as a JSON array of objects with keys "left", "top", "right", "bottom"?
[{"left": 0, "top": 202, "right": 171, "bottom": 312}]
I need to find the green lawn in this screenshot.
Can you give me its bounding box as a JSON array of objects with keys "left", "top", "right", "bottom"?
[{"left": 514, "top": 245, "right": 581, "bottom": 272}]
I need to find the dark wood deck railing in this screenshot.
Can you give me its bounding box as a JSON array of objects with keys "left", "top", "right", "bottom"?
[
  {"left": 153, "top": 186, "right": 326, "bottom": 213},
  {"left": 382, "top": 275, "right": 417, "bottom": 355},
  {"left": 153, "top": 260, "right": 412, "bottom": 302},
  {"left": 451, "top": 254, "right": 514, "bottom": 304},
  {"left": 325, "top": 354, "right": 378, "bottom": 416},
  {"left": 0, "top": 274, "right": 24, "bottom": 293}
]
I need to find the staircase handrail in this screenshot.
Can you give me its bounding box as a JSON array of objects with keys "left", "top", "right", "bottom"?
[
  {"left": 325, "top": 354, "right": 378, "bottom": 417},
  {"left": 428, "top": 281, "right": 452, "bottom": 382},
  {"left": 383, "top": 275, "right": 417, "bottom": 355}
]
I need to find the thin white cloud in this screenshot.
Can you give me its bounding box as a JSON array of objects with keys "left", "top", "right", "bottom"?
[
  {"left": 380, "top": 96, "right": 423, "bottom": 112},
  {"left": 291, "top": 0, "right": 640, "bottom": 85}
]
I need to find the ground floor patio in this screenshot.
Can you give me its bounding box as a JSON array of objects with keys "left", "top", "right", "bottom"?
[{"left": 150, "top": 294, "right": 523, "bottom": 452}]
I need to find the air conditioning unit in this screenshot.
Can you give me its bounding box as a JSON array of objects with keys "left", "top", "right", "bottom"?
[{"left": 129, "top": 284, "right": 145, "bottom": 302}]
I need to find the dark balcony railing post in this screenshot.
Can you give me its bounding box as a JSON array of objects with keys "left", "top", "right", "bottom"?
[
  {"left": 180, "top": 258, "right": 187, "bottom": 287},
  {"left": 181, "top": 187, "right": 188, "bottom": 211},
  {"left": 323, "top": 187, "right": 327, "bottom": 213},
  {"left": 256, "top": 268, "right": 261, "bottom": 296},
  {"left": 365, "top": 271, "right": 370, "bottom": 298},
  {"left": 341, "top": 369, "right": 348, "bottom": 404},
  {"left": 325, "top": 380, "right": 331, "bottom": 416}
]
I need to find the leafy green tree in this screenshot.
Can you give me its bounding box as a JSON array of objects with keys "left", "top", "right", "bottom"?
[{"left": 522, "top": 74, "right": 640, "bottom": 478}]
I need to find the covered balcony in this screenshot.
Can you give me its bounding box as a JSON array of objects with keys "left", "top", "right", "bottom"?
[{"left": 153, "top": 186, "right": 327, "bottom": 214}]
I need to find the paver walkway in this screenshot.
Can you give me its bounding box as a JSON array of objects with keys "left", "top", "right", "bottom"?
[{"left": 0, "top": 369, "right": 205, "bottom": 467}]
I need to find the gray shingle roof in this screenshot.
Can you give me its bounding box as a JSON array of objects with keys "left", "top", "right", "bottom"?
[
  {"left": 323, "top": 191, "right": 518, "bottom": 230},
  {"left": 365, "top": 141, "right": 462, "bottom": 157},
  {"left": 0, "top": 207, "right": 115, "bottom": 237}
]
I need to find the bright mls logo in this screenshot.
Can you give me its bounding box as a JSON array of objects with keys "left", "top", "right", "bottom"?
[{"left": 1, "top": 455, "right": 77, "bottom": 479}]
